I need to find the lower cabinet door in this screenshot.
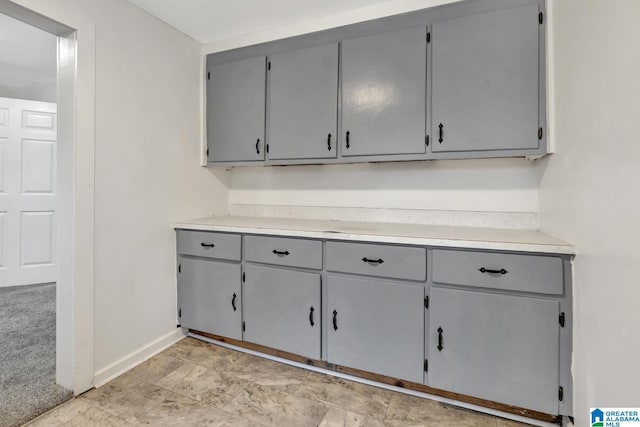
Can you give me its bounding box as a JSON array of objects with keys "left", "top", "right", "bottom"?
[
  {"left": 327, "top": 275, "right": 424, "bottom": 383},
  {"left": 243, "top": 264, "right": 321, "bottom": 359},
  {"left": 177, "top": 256, "right": 242, "bottom": 340},
  {"left": 428, "top": 287, "right": 560, "bottom": 414}
]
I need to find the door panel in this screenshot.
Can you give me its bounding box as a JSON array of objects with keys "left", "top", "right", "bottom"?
[
  {"left": 269, "top": 43, "right": 338, "bottom": 160},
  {"left": 243, "top": 264, "right": 321, "bottom": 359},
  {"left": 207, "top": 56, "right": 266, "bottom": 162},
  {"left": 0, "top": 98, "right": 56, "bottom": 287},
  {"left": 428, "top": 287, "right": 559, "bottom": 414},
  {"left": 341, "top": 26, "right": 426, "bottom": 157},
  {"left": 432, "top": 4, "right": 540, "bottom": 152},
  {"left": 327, "top": 275, "right": 424, "bottom": 382},
  {"left": 177, "top": 256, "right": 242, "bottom": 340}
]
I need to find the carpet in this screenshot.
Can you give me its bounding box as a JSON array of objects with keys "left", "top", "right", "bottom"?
[{"left": 0, "top": 283, "right": 72, "bottom": 427}]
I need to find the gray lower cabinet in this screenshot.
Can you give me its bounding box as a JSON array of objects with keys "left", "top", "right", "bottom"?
[
  {"left": 341, "top": 26, "right": 427, "bottom": 157},
  {"left": 177, "top": 256, "right": 242, "bottom": 340},
  {"left": 243, "top": 264, "right": 321, "bottom": 359},
  {"left": 327, "top": 275, "right": 424, "bottom": 383},
  {"left": 428, "top": 287, "right": 560, "bottom": 414},
  {"left": 431, "top": 4, "right": 541, "bottom": 153},
  {"left": 268, "top": 43, "right": 338, "bottom": 160},
  {"left": 207, "top": 56, "right": 266, "bottom": 163}
]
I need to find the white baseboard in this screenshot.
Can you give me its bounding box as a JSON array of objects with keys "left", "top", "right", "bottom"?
[{"left": 94, "top": 328, "right": 186, "bottom": 387}]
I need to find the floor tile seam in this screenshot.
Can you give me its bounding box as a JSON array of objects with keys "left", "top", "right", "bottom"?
[{"left": 72, "top": 402, "right": 134, "bottom": 426}]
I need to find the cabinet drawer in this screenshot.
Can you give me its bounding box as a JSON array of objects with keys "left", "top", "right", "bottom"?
[
  {"left": 326, "top": 241, "right": 426, "bottom": 281},
  {"left": 177, "top": 230, "right": 241, "bottom": 261},
  {"left": 432, "top": 249, "right": 563, "bottom": 295},
  {"left": 244, "top": 235, "right": 322, "bottom": 269}
]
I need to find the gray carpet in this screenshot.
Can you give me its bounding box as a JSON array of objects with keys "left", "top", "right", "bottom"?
[{"left": 0, "top": 283, "right": 72, "bottom": 427}]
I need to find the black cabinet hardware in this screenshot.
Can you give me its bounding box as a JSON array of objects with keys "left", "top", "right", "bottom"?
[
  {"left": 231, "top": 293, "right": 237, "bottom": 311},
  {"left": 558, "top": 386, "right": 564, "bottom": 401},
  {"left": 478, "top": 267, "right": 507, "bottom": 275},
  {"left": 424, "top": 295, "right": 429, "bottom": 309},
  {"left": 309, "top": 306, "right": 315, "bottom": 327},
  {"left": 559, "top": 312, "right": 565, "bottom": 327},
  {"left": 345, "top": 131, "right": 351, "bottom": 149},
  {"left": 256, "top": 138, "right": 261, "bottom": 154},
  {"left": 437, "top": 327, "right": 444, "bottom": 351},
  {"left": 332, "top": 310, "right": 338, "bottom": 331},
  {"left": 200, "top": 243, "right": 215, "bottom": 248},
  {"left": 272, "top": 249, "right": 290, "bottom": 256},
  {"left": 327, "top": 133, "right": 332, "bottom": 151},
  {"left": 362, "top": 257, "right": 384, "bottom": 264},
  {"left": 438, "top": 123, "right": 444, "bottom": 143}
]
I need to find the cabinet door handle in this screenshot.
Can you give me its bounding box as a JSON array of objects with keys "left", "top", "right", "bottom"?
[
  {"left": 256, "top": 138, "right": 261, "bottom": 154},
  {"left": 272, "top": 249, "right": 290, "bottom": 256},
  {"left": 437, "top": 327, "right": 444, "bottom": 351},
  {"left": 478, "top": 267, "right": 508, "bottom": 275},
  {"left": 438, "top": 123, "right": 444, "bottom": 143},
  {"left": 309, "top": 306, "right": 315, "bottom": 327},
  {"left": 231, "top": 293, "right": 237, "bottom": 312},
  {"left": 332, "top": 310, "right": 338, "bottom": 331},
  {"left": 327, "top": 133, "right": 332, "bottom": 151},
  {"left": 345, "top": 131, "right": 350, "bottom": 149},
  {"left": 200, "top": 243, "right": 215, "bottom": 248},
  {"left": 362, "top": 257, "right": 384, "bottom": 264}
]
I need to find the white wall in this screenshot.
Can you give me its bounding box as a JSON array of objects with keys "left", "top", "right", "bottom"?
[
  {"left": 0, "top": 81, "right": 56, "bottom": 102},
  {"left": 13, "top": 0, "right": 230, "bottom": 382},
  {"left": 540, "top": 1, "right": 640, "bottom": 424},
  {"left": 209, "top": 0, "right": 544, "bottom": 225}
]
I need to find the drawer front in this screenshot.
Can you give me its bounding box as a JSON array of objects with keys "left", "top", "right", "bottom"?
[
  {"left": 177, "top": 230, "right": 241, "bottom": 261},
  {"left": 326, "top": 241, "right": 426, "bottom": 281},
  {"left": 432, "top": 249, "right": 564, "bottom": 295},
  {"left": 244, "top": 235, "right": 322, "bottom": 269}
]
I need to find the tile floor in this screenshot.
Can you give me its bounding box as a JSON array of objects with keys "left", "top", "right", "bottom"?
[{"left": 26, "top": 337, "right": 533, "bottom": 426}]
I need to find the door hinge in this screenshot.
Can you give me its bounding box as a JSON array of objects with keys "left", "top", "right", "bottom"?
[
  {"left": 178, "top": 264, "right": 181, "bottom": 273},
  {"left": 178, "top": 308, "right": 182, "bottom": 318},
  {"left": 207, "top": 71, "right": 210, "bottom": 80},
  {"left": 425, "top": 135, "right": 429, "bottom": 147},
  {"left": 538, "top": 127, "right": 544, "bottom": 140},
  {"left": 558, "top": 386, "right": 564, "bottom": 402},
  {"left": 242, "top": 272, "right": 245, "bottom": 282},
  {"left": 424, "top": 359, "right": 428, "bottom": 372},
  {"left": 268, "top": 61, "right": 271, "bottom": 70},
  {"left": 427, "top": 32, "right": 431, "bottom": 43},
  {"left": 539, "top": 11, "right": 544, "bottom": 25},
  {"left": 242, "top": 321, "right": 246, "bottom": 332},
  {"left": 559, "top": 312, "right": 565, "bottom": 327},
  {"left": 424, "top": 295, "right": 429, "bottom": 309}
]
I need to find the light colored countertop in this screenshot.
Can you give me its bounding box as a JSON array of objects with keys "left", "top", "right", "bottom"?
[{"left": 175, "top": 216, "right": 574, "bottom": 255}]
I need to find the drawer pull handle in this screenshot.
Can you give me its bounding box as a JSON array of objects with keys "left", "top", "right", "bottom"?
[
  {"left": 256, "top": 138, "right": 261, "bottom": 154},
  {"left": 345, "top": 131, "right": 351, "bottom": 149},
  {"left": 231, "top": 293, "right": 237, "bottom": 312},
  {"left": 438, "top": 123, "right": 444, "bottom": 143},
  {"left": 327, "top": 133, "right": 332, "bottom": 151},
  {"left": 478, "top": 267, "right": 508, "bottom": 275},
  {"left": 272, "top": 249, "right": 290, "bottom": 256},
  {"left": 200, "top": 243, "right": 215, "bottom": 248},
  {"left": 437, "top": 327, "right": 444, "bottom": 351},
  {"left": 332, "top": 310, "right": 338, "bottom": 331},
  {"left": 309, "top": 306, "right": 315, "bottom": 327},
  {"left": 362, "top": 257, "right": 384, "bottom": 265}
]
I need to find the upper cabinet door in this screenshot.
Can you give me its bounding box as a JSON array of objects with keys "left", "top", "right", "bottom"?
[
  {"left": 431, "top": 4, "right": 541, "bottom": 153},
  {"left": 341, "top": 27, "right": 427, "bottom": 157},
  {"left": 207, "top": 56, "right": 266, "bottom": 162},
  {"left": 268, "top": 43, "right": 339, "bottom": 160}
]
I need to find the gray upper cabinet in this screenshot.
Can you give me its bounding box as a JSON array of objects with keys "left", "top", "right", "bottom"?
[
  {"left": 431, "top": 4, "right": 541, "bottom": 153},
  {"left": 327, "top": 275, "right": 424, "bottom": 383},
  {"left": 428, "top": 287, "right": 559, "bottom": 414},
  {"left": 177, "top": 256, "right": 242, "bottom": 340},
  {"left": 243, "top": 264, "right": 321, "bottom": 359},
  {"left": 341, "top": 26, "right": 427, "bottom": 157},
  {"left": 268, "top": 43, "right": 339, "bottom": 160},
  {"left": 207, "top": 56, "right": 266, "bottom": 163}
]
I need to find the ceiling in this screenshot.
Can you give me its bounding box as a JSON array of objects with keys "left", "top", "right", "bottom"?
[
  {"left": 126, "top": 0, "right": 394, "bottom": 44},
  {"left": 0, "top": 13, "right": 56, "bottom": 88}
]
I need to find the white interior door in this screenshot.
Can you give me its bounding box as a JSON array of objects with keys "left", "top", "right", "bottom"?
[{"left": 0, "top": 97, "right": 57, "bottom": 287}]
